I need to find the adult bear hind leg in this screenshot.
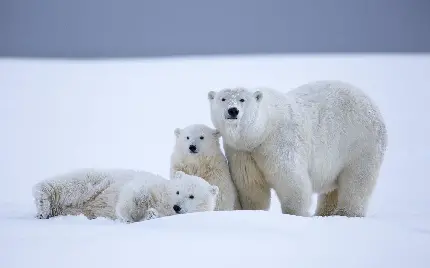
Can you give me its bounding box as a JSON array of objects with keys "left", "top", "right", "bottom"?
[{"left": 335, "top": 151, "right": 383, "bottom": 217}]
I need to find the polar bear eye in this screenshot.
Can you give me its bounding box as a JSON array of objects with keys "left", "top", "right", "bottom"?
[
  {"left": 186, "top": 137, "right": 189, "bottom": 140},
  {"left": 176, "top": 191, "right": 179, "bottom": 195},
  {"left": 200, "top": 136, "right": 204, "bottom": 140},
  {"left": 189, "top": 195, "right": 194, "bottom": 199},
  {"left": 221, "top": 98, "right": 226, "bottom": 101},
  {"left": 240, "top": 99, "right": 245, "bottom": 102}
]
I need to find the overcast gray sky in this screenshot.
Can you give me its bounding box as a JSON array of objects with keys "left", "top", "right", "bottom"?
[{"left": 1, "top": 0, "right": 429, "bottom": 58}]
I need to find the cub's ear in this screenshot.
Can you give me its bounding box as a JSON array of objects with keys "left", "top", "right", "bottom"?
[
  {"left": 209, "top": 185, "right": 219, "bottom": 197},
  {"left": 212, "top": 129, "right": 221, "bottom": 139},
  {"left": 253, "top": 91, "right": 263, "bottom": 102},
  {"left": 174, "top": 128, "right": 181, "bottom": 138},
  {"left": 208, "top": 91, "right": 216, "bottom": 100},
  {"left": 173, "top": 171, "right": 185, "bottom": 180}
]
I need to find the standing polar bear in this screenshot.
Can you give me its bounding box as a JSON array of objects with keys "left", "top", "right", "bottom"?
[
  {"left": 208, "top": 80, "right": 387, "bottom": 217},
  {"left": 170, "top": 124, "right": 241, "bottom": 211},
  {"left": 32, "top": 168, "right": 219, "bottom": 222}
]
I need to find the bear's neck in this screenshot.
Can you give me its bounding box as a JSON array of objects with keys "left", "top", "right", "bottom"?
[{"left": 223, "top": 114, "right": 272, "bottom": 152}]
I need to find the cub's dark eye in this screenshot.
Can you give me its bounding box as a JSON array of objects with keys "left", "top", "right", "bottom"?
[
  {"left": 221, "top": 98, "right": 226, "bottom": 101},
  {"left": 186, "top": 137, "right": 189, "bottom": 140},
  {"left": 189, "top": 195, "right": 194, "bottom": 199},
  {"left": 200, "top": 136, "right": 204, "bottom": 140},
  {"left": 240, "top": 99, "right": 245, "bottom": 102},
  {"left": 176, "top": 191, "right": 179, "bottom": 195}
]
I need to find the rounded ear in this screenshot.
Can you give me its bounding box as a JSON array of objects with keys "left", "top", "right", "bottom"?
[
  {"left": 173, "top": 171, "right": 185, "bottom": 180},
  {"left": 209, "top": 185, "right": 219, "bottom": 197},
  {"left": 253, "top": 91, "right": 263, "bottom": 102},
  {"left": 208, "top": 91, "right": 216, "bottom": 100},
  {"left": 212, "top": 129, "right": 221, "bottom": 139},
  {"left": 174, "top": 128, "right": 181, "bottom": 138}
]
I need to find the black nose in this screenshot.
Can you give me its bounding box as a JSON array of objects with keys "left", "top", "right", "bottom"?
[
  {"left": 173, "top": 205, "right": 181, "bottom": 213},
  {"left": 189, "top": 145, "right": 197, "bottom": 152},
  {"left": 228, "top": 107, "right": 239, "bottom": 117}
]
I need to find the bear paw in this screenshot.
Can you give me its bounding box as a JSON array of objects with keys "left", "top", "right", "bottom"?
[
  {"left": 334, "top": 208, "right": 364, "bottom": 218},
  {"left": 34, "top": 195, "right": 52, "bottom": 219},
  {"left": 144, "top": 208, "right": 159, "bottom": 220}
]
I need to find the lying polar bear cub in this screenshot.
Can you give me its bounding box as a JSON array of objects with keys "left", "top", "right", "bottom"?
[{"left": 32, "top": 168, "right": 219, "bottom": 223}]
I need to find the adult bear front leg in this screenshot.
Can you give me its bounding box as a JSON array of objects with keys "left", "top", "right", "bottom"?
[
  {"left": 266, "top": 165, "right": 313, "bottom": 217},
  {"left": 223, "top": 141, "right": 271, "bottom": 210}
]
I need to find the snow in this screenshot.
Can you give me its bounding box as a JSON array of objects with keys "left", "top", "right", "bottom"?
[{"left": 1, "top": 54, "right": 430, "bottom": 267}]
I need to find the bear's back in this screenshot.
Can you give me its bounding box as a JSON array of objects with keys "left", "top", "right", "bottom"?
[{"left": 288, "top": 80, "right": 387, "bottom": 182}]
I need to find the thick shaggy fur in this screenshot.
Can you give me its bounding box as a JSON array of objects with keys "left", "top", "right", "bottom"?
[
  {"left": 32, "top": 168, "right": 219, "bottom": 222},
  {"left": 208, "top": 80, "right": 387, "bottom": 217},
  {"left": 170, "top": 124, "right": 241, "bottom": 211}
]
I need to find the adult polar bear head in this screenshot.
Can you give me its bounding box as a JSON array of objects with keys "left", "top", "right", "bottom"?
[{"left": 208, "top": 88, "right": 270, "bottom": 151}]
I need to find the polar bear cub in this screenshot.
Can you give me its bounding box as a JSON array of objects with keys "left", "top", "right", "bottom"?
[
  {"left": 208, "top": 80, "right": 387, "bottom": 217},
  {"left": 170, "top": 124, "right": 241, "bottom": 211},
  {"left": 32, "top": 168, "right": 219, "bottom": 222},
  {"left": 169, "top": 171, "right": 219, "bottom": 214}
]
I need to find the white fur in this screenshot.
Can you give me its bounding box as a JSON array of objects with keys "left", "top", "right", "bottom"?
[
  {"left": 170, "top": 124, "right": 241, "bottom": 211},
  {"left": 169, "top": 171, "right": 220, "bottom": 214},
  {"left": 32, "top": 168, "right": 219, "bottom": 222},
  {"left": 208, "top": 80, "right": 387, "bottom": 217},
  {"left": 114, "top": 172, "right": 174, "bottom": 223}
]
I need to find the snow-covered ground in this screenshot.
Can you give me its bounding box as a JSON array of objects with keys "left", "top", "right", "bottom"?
[{"left": 1, "top": 55, "right": 429, "bottom": 267}]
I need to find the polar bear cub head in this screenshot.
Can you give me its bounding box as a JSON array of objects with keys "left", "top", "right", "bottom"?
[
  {"left": 169, "top": 171, "right": 219, "bottom": 214},
  {"left": 174, "top": 124, "right": 221, "bottom": 157},
  {"left": 208, "top": 88, "right": 265, "bottom": 149}
]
